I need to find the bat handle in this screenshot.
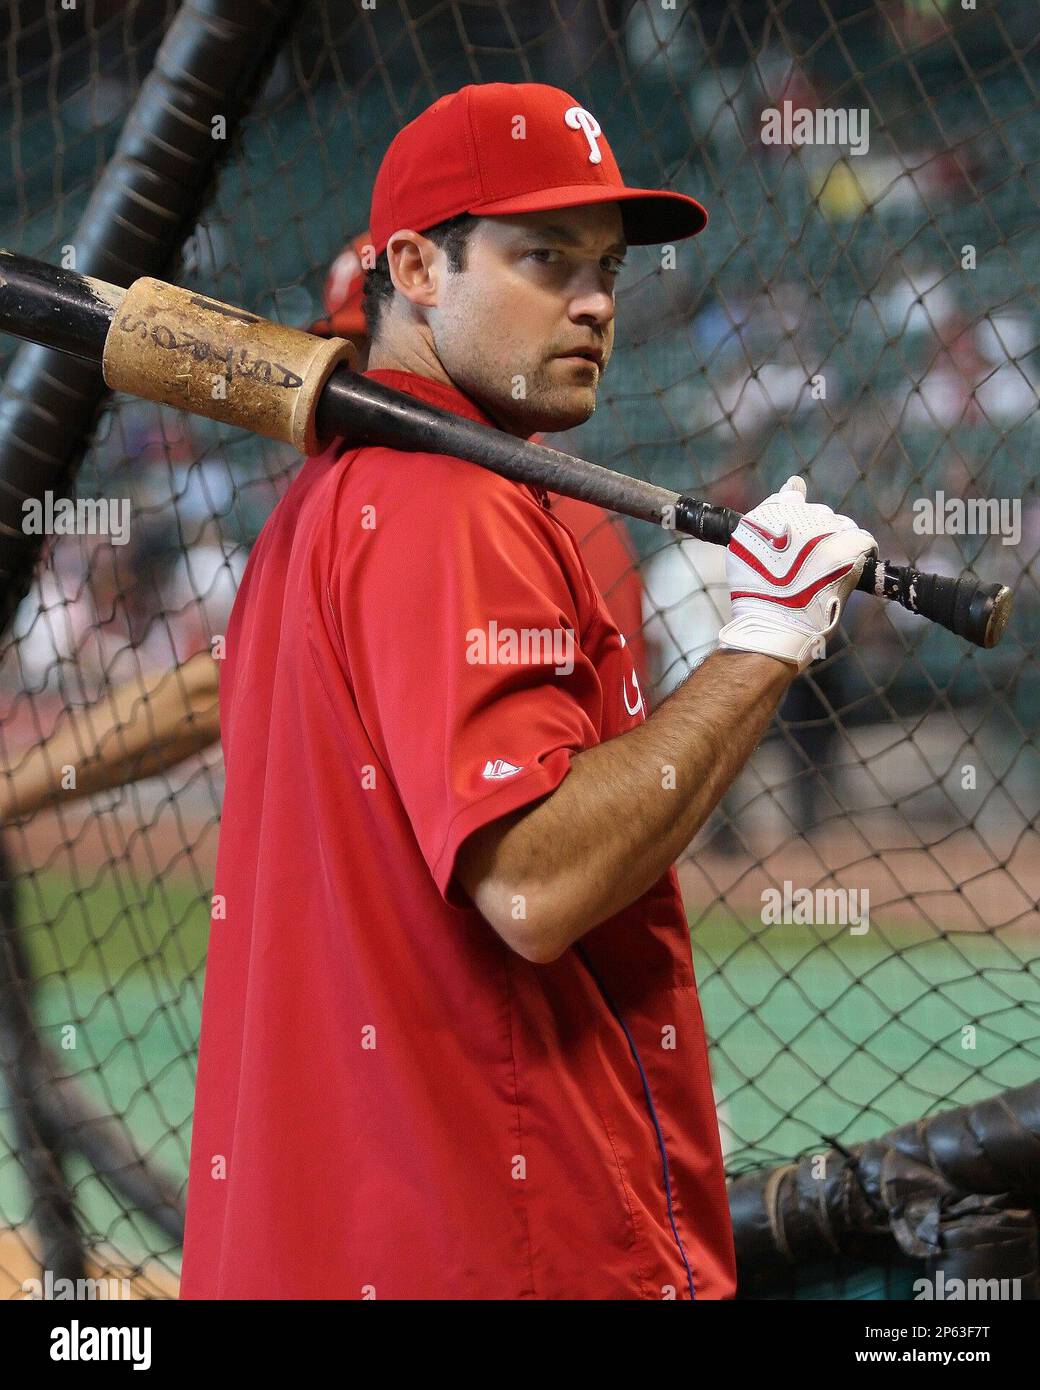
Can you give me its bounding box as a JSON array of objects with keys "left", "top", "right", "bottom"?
[
  {"left": 672, "top": 497, "right": 1013, "bottom": 650},
  {"left": 858, "top": 559, "right": 1012, "bottom": 650}
]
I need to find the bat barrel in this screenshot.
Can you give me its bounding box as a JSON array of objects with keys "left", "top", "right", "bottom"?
[{"left": 0, "top": 250, "right": 119, "bottom": 363}]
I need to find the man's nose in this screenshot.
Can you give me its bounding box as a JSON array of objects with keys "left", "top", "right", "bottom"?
[{"left": 568, "top": 280, "right": 615, "bottom": 330}]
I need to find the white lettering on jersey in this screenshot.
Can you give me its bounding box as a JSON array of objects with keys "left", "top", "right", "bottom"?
[
  {"left": 619, "top": 634, "right": 646, "bottom": 718},
  {"left": 623, "top": 671, "right": 644, "bottom": 718}
]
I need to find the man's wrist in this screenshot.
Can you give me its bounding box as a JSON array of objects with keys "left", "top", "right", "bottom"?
[
  {"left": 711, "top": 646, "right": 798, "bottom": 690},
  {"left": 717, "top": 613, "right": 818, "bottom": 674}
]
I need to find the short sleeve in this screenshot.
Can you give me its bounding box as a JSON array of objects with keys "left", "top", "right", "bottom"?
[{"left": 335, "top": 455, "right": 602, "bottom": 908}]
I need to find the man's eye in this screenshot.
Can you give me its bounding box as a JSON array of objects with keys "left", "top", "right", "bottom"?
[
  {"left": 526, "top": 249, "right": 558, "bottom": 264},
  {"left": 603, "top": 257, "right": 626, "bottom": 276}
]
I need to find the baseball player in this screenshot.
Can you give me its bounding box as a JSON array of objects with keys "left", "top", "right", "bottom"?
[{"left": 180, "top": 81, "right": 876, "bottom": 1300}]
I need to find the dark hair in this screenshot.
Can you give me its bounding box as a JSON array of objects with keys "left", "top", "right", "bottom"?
[{"left": 363, "top": 212, "right": 479, "bottom": 340}]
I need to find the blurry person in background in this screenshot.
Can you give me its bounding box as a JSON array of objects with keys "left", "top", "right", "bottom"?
[
  {"left": 778, "top": 628, "right": 853, "bottom": 838},
  {"left": 641, "top": 460, "right": 853, "bottom": 849},
  {"left": 641, "top": 464, "right": 750, "bottom": 854},
  {"left": 308, "top": 231, "right": 373, "bottom": 349}
]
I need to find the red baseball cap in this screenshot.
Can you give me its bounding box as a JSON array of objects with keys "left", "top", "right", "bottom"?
[
  {"left": 369, "top": 82, "right": 708, "bottom": 258},
  {"left": 308, "top": 231, "right": 371, "bottom": 340}
]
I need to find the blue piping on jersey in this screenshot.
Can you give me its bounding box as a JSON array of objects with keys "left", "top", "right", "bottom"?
[{"left": 575, "top": 944, "right": 697, "bottom": 1301}]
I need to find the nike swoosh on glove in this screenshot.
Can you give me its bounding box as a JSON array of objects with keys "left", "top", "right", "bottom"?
[{"left": 717, "top": 475, "right": 877, "bottom": 671}]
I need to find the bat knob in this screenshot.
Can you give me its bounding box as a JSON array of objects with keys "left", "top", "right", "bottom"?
[{"left": 977, "top": 583, "right": 1013, "bottom": 649}]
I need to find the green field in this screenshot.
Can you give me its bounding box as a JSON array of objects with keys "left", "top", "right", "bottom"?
[
  {"left": 1, "top": 867, "right": 207, "bottom": 1269},
  {"left": 2, "top": 866, "right": 1038, "bottom": 1284},
  {"left": 692, "top": 912, "right": 1040, "bottom": 1175}
]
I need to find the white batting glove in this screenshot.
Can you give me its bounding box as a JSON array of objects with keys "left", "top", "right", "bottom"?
[{"left": 717, "top": 476, "right": 877, "bottom": 671}]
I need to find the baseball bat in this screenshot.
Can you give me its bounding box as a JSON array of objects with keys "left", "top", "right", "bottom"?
[{"left": 0, "top": 250, "right": 1013, "bottom": 649}]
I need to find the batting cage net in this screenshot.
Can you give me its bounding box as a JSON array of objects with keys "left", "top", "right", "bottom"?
[{"left": 0, "top": 0, "right": 1037, "bottom": 1299}]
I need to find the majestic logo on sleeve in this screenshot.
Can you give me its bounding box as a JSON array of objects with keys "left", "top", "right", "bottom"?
[
  {"left": 482, "top": 758, "right": 522, "bottom": 780},
  {"left": 564, "top": 106, "right": 603, "bottom": 164}
]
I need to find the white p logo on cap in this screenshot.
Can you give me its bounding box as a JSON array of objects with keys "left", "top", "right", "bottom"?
[{"left": 564, "top": 106, "right": 603, "bottom": 164}]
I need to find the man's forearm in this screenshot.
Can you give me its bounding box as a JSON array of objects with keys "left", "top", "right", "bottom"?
[
  {"left": 0, "top": 653, "right": 220, "bottom": 821},
  {"left": 510, "top": 649, "right": 794, "bottom": 954}
]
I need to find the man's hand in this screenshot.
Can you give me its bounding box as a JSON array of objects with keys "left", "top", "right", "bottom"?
[{"left": 717, "top": 476, "right": 877, "bottom": 672}]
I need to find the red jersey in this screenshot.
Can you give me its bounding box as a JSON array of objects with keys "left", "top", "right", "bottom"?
[
  {"left": 548, "top": 491, "right": 648, "bottom": 692},
  {"left": 181, "top": 368, "right": 735, "bottom": 1300}
]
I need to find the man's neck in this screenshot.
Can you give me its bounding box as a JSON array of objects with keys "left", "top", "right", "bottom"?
[
  {"left": 366, "top": 339, "right": 529, "bottom": 440},
  {"left": 366, "top": 334, "right": 452, "bottom": 387}
]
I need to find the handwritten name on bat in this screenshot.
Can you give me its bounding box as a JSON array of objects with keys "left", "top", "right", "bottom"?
[{"left": 115, "top": 309, "right": 303, "bottom": 389}]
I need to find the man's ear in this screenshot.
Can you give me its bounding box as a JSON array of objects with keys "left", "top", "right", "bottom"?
[{"left": 385, "top": 230, "right": 441, "bottom": 310}]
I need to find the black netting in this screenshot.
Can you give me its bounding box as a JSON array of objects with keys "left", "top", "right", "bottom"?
[{"left": 0, "top": 0, "right": 1037, "bottom": 1297}]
